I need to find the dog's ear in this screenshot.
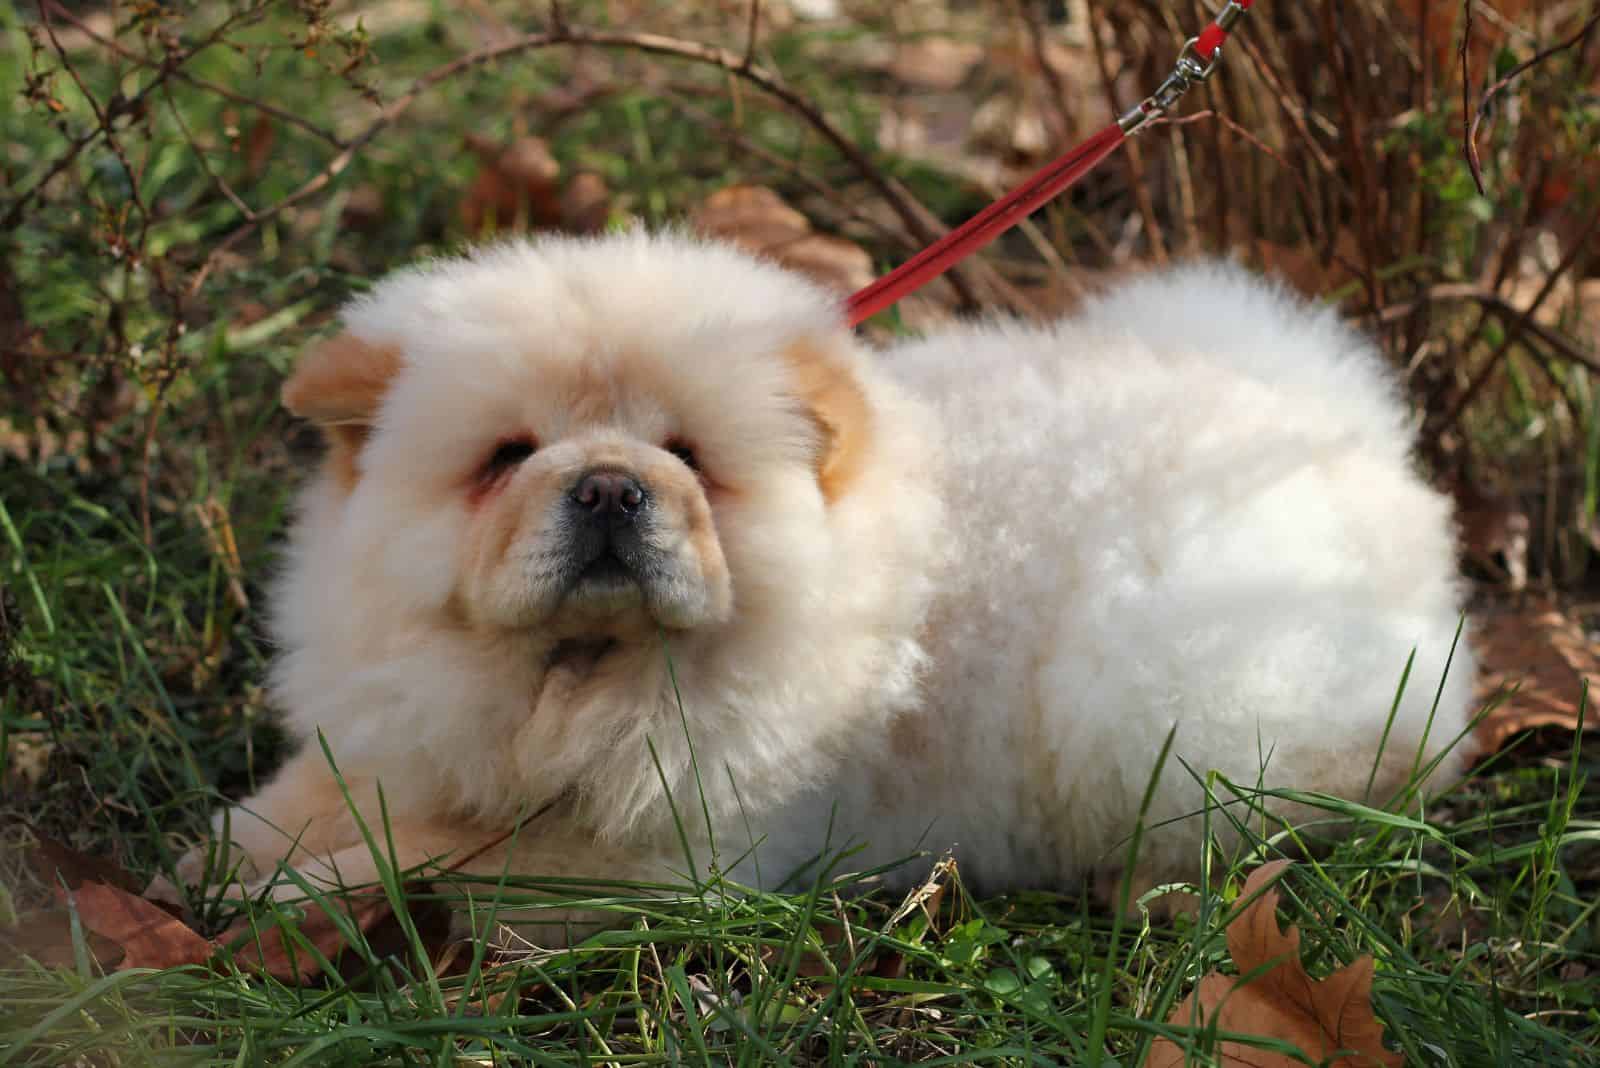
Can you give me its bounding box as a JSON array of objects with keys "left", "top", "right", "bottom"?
[
  {"left": 783, "top": 340, "right": 873, "bottom": 504},
  {"left": 281, "top": 332, "right": 402, "bottom": 485}
]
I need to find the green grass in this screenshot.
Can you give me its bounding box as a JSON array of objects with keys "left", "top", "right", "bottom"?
[
  {"left": 2, "top": 727, "right": 1597, "bottom": 1064},
  {"left": 3, "top": 0, "right": 1599, "bottom": 1064}
]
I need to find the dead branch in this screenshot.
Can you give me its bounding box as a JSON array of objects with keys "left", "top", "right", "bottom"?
[
  {"left": 1467, "top": 9, "right": 1600, "bottom": 194},
  {"left": 1367, "top": 282, "right": 1600, "bottom": 377},
  {"left": 1428, "top": 208, "right": 1600, "bottom": 438},
  {"left": 186, "top": 22, "right": 1017, "bottom": 312},
  {"left": 1083, "top": 0, "right": 1165, "bottom": 264},
  {"left": 40, "top": 1, "right": 344, "bottom": 148},
  {"left": 3, "top": 2, "right": 272, "bottom": 232},
  {"left": 1461, "top": 0, "right": 1481, "bottom": 193}
]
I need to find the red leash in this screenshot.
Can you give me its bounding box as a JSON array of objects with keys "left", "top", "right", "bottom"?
[{"left": 845, "top": 0, "right": 1254, "bottom": 326}]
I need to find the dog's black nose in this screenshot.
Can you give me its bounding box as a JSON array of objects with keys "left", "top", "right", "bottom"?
[{"left": 570, "top": 470, "right": 646, "bottom": 520}]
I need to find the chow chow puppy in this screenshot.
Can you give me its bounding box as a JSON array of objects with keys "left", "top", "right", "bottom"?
[{"left": 174, "top": 232, "right": 1475, "bottom": 934}]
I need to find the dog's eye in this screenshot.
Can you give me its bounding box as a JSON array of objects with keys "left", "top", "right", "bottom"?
[
  {"left": 482, "top": 437, "right": 537, "bottom": 476},
  {"left": 665, "top": 438, "right": 700, "bottom": 472}
]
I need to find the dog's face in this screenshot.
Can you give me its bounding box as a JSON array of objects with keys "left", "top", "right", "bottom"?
[
  {"left": 267, "top": 235, "right": 945, "bottom": 833},
  {"left": 279, "top": 238, "right": 871, "bottom": 652}
]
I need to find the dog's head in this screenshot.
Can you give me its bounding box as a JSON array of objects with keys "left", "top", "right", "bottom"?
[
  {"left": 282, "top": 235, "right": 876, "bottom": 644},
  {"left": 271, "top": 233, "right": 942, "bottom": 829}
]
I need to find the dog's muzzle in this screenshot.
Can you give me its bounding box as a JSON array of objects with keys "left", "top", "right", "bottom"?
[{"left": 563, "top": 467, "right": 654, "bottom": 587}]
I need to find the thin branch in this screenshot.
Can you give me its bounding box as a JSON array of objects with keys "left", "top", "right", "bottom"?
[
  {"left": 661, "top": 89, "right": 916, "bottom": 254},
  {"left": 1017, "top": 0, "right": 1073, "bottom": 145},
  {"left": 2, "top": 3, "right": 274, "bottom": 231},
  {"left": 1159, "top": 110, "right": 1336, "bottom": 274},
  {"left": 1366, "top": 282, "right": 1600, "bottom": 377},
  {"left": 742, "top": 0, "right": 763, "bottom": 70},
  {"left": 160, "top": 82, "right": 257, "bottom": 220},
  {"left": 189, "top": 23, "right": 1013, "bottom": 312},
  {"left": 1461, "top": 0, "right": 1481, "bottom": 193},
  {"left": 1467, "top": 9, "right": 1600, "bottom": 193},
  {"left": 43, "top": 1, "right": 345, "bottom": 147},
  {"left": 1083, "top": 0, "right": 1165, "bottom": 263},
  {"left": 1428, "top": 210, "right": 1600, "bottom": 437}
]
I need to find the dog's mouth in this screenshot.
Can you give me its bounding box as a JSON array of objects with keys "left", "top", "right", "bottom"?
[
  {"left": 553, "top": 541, "right": 653, "bottom": 622},
  {"left": 574, "top": 551, "right": 635, "bottom": 587},
  {"left": 525, "top": 516, "right": 725, "bottom": 634}
]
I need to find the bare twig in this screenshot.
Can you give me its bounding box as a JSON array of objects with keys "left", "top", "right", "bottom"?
[
  {"left": 2, "top": 3, "right": 271, "bottom": 231},
  {"left": 1083, "top": 0, "right": 1166, "bottom": 263},
  {"left": 1429, "top": 209, "right": 1600, "bottom": 438},
  {"left": 1367, "top": 282, "right": 1600, "bottom": 377},
  {"left": 1159, "top": 110, "right": 1329, "bottom": 266},
  {"left": 1017, "top": 0, "right": 1073, "bottom": 145},
  {"left": 1319, "top": 4, "right": 1384, "bottom": 317},
  {"left": 160, "top": 83, "right": 256, "bottom": 220},
  {"left": 1461, "top": 0, "right": 1482, "bottom": 193},
  {"left": 1467, "top": 10, "right": 1600, "bottom": 194},
  {"left": 1235, "top": 34, "right": 1337, "bottom": 177},
  {"left": 742, "top": 0, "right": 763, "bottom": 69},
  {"left": 41, "top": 1, "right": 344, "bottom": 147},
  {"left": 661, "top": 90, "right": 916, "bottom": 255},
  {"left": 188, "top": 23, "right": 1011, "bottom": 311}
]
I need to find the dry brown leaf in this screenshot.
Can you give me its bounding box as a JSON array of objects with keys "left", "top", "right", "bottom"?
[
  {"left": 1450, "top": 476, "right": 1530, "bottom": 590},
  {"left": 1246, "top": 228, "right": 1362, "bottom": 302},
  {"left": 692, "top": 185, "right": 874, "bottom": 295},
  {"left": 1575, "top": 281, "right": 1600, "bottom": 351},
  {"left": 1473, "top": 595, "right": 1599, "bottom": 754},
  {"left": 243, "top": 113, "right": 276, "bottom": 180},
  {"left": 1, "top": 908, "right": 123, "bottom": 969},
  {"left": 217, "top": 880, "right": 456, "bottom": 983},
  {"left": 26, "top": 833, "right": 144, "bottom": 895},
  {"left": 1392, "top": 0, "right": 1533, "bottom": 86},
  {"left": 340, "top": 183, "right": 386, "bottom": 233},
  {"left": 460, "top": 134, "right": 564, "bottom": 236},
  {"left": 560, "top": 171, "right": 613, "bottom": 234},
  {"left": 221, "top": 889, "right": 395, "bottom": 981},
  {"left": 1148, "top": 861, "right": 1403, "bottom": 1068},
  {"left": 68, "top": 882, "right": 214, "bottom": 970},
  {"left": 888, "top": 37, "right": 984, "bottom": 91},
  {"left": 970, "top": 95, "right": 1052, "bottom": 162}
]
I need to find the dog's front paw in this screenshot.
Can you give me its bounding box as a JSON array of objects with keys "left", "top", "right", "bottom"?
[{"left": 172, "top": 834, "right": 267, "bottom": 891}]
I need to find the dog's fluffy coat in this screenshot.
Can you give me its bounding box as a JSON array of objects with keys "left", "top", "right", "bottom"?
[{"left": 183, "top": 232, "right": 1474, "bottom": 928}]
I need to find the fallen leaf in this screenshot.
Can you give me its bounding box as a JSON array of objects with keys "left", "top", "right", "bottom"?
[
  {"left": 692, "top": 185, "right": 875, "bottom": 295},
  {"left": 340, "top": 183, "right": 386, "bottom": 232},
  {"left": 1148, "top": 861, "right": 1402, "bottom": 1068},
  {"left": 220, "top": 889, "right": 397, "bottom": 981},
  {"left": 4, "top": 735, "right": 55, "bottom": 788},
  {"left": 460, "top": 134, "right": 564, "bottom": 235},
  {"left": 560, "top": 171, "right": 612, "bottom": 234},
  {"left": 888, "top": 37, "right": 984, "bottom": 91},
  {"left": 68, "top": 882, "right": 214, "bottom": 970},
  {"left": 970, "top": 95, "right": 1052, "bottom": 162},
  {"left": 1449, "top": 476, "right": 1530, "bottom": 590},
  {"left": 1473, "top": 595, "right": 1599, "bottom": 754},
  {"left": 1579, "top": 281, "right": 1600, "bottom": 351},
  {"left": 243, "top": 112, "right": 276, "bottom": 179},
  {"left": 1392, "top": 0, "right": 1533, "bottom": 87},
  {"left": 1246, "top": 228, "right": 1363, "bottom": 301},
  {"left": 26, "top": 833, "right": 144, "bottom": 895},
  {"left": 1, "top": 908, "right": 123, "bottom": 970}
]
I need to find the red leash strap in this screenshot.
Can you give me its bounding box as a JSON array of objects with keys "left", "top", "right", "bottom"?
[{"left": 844, "top": 0, "right": 1253, "bottom": 326}]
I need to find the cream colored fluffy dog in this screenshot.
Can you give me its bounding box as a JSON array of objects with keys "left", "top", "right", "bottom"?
[{"left": 177, "top": 232, "right": 1475, "bottom": 931}]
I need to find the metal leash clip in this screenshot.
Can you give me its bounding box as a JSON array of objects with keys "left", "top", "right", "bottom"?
[{"left": 1117, "top": 0, "right": 1247, "bottom": 137}]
